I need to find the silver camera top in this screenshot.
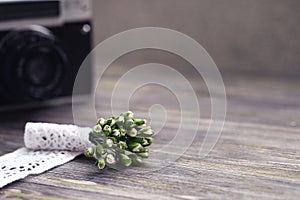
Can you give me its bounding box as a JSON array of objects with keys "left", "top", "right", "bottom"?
[{"left": 0, "top": 0, "right": 92, "bottom": 31}]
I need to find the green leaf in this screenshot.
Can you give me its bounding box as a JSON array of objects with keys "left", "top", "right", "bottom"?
[
  {"left": 119, "top": 154, "right": 132, "bottom": 167},
  {"left": 95, "top": 144, "right": 103, "bottom": 158}
]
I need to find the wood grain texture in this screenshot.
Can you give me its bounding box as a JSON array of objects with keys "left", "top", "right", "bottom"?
[{"left": 0, "top": 75, "right": 299, "bottom": 199}]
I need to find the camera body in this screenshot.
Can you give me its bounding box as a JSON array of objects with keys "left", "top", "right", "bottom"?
[{"left": 0, "top": 0, "right": 92, "bottom": 109}]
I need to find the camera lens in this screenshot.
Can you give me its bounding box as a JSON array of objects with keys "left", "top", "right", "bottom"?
[
  {"left": 0, "top": 26, "right": 69, "bottom": 101},
  {"left": 21, "top": 45, "right": 64, "bottom": 99},
  {"left": 26, "top": 50, "right": 56, "bottom": 86}
]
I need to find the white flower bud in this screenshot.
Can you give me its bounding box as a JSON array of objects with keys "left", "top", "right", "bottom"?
[{"left": 106, "top": 154, "right": 116, "bottom": 165}]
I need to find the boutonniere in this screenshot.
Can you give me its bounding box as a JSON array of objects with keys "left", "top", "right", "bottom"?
[{"left": 84, "top": 111, "right": 154, "bottom": 170}]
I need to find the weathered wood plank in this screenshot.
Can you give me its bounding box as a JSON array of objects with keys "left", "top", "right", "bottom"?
[{"left": 0, "top": 76, "right": 300, "bottom": 199}]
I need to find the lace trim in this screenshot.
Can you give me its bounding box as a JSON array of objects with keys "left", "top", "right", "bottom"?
[
  {"left": 24, "top": 122, "right": 92, "bottom": 151},
  {"left": 0, "top": 122, "right": 91, "bottom": 188}
]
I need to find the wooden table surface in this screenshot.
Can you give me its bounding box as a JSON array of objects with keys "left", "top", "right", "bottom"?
[{"left": 0, "top": 74, "right": 299, "bottom": 200}]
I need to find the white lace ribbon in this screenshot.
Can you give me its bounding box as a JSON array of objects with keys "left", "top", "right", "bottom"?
[{"left": 0, "top": 123, "right": 92, "bottom": 188}]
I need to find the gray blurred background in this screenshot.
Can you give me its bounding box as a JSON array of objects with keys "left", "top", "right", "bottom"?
[{"left": 92, "top": 0, "right": 300, "bottom": 79}]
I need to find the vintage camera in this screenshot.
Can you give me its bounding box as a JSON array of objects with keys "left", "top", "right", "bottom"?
[{"left": 0, "top": 0, "right": 92, "bottom": 109}]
